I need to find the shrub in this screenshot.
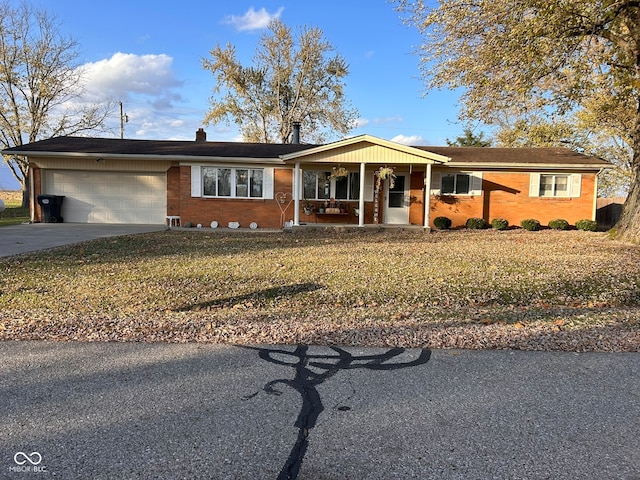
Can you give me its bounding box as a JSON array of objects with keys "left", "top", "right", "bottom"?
[
  {"left": 491, "top": 218, "right": 509, "bottom": 231},
  {"left": 548, "top": 219, "right": 569, "bottom": 230},
  {"left": 576, "top": 219, "right": 598, "bottom": 231},
  {"left": 466, "top": 217, "right": 487, "bottom": 229},
  {"left": 433, "top": 216, "right": 452, "bottom": 230},
  {"left": 520, "top": 218, "right": 541, "bottom": 231}
]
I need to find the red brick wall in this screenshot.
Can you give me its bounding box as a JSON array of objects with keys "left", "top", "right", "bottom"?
[
  {"left": 429, "top": 171, "right": 597, "bottom": 228},
  {"left": 166, "top": 166, "right": 181, "bottom": 216},
  {"left": 173, "top": 167, "right": 598, "bottom": 229},
  {"left": 177, "top": 167, "right": 296, "bottom": 228},
  {"left": 176, "top": 166, "right": 380, "bottom": 227},
  {"left": 32, "top": 166, "right": 42, "bottom": 222}
]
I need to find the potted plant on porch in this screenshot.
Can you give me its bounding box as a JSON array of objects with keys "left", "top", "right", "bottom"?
[{"left": 303, "top": 199, "right": 314, "bottom": 216}]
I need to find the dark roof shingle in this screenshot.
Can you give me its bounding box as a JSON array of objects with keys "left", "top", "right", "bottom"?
[
  {"left": 2, "top": 136, "right": 610, "bottom": 168},
  {"left": 2, "top": 136, "right": 317, "bottom": 158}
]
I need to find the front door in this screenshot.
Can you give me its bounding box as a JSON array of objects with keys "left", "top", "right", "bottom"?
[{"left": 384, "top": 173, "right": 409, "bottom": 224}]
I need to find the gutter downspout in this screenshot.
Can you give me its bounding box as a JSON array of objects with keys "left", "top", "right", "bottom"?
[{"left": 593, "top": 168, "right": 603, "bottom": 222}]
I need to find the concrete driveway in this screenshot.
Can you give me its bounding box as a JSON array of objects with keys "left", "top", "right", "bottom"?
[
  {"left": 1, "top": 342, "right": 638, "bottom": 479},
  {"left": 0, "top": 223, "right": 167, "bottom": 257}
]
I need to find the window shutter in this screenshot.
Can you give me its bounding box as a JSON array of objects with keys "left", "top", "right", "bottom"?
[
  {"left": 529, "top": 173, "right": 540, "bottom": 197},
  {"left": 430, "top": 171, "right": 441, "bottom": 195},
  {"left": 263, "top": 167, "right": 274, "bottom": 199},
  {"left": 570, "top": 174, "right": 581, "bottom": 198},
  {"left": 470, "top": 172, "right": 483, "bottom": 196},
  {"left": 191, "top": 166, "right": 201, "bottom": 197}
]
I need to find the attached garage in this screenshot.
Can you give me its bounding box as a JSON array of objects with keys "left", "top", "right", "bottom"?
[{"left": 44, "top": 170, "right": 167, "bottom": 224}]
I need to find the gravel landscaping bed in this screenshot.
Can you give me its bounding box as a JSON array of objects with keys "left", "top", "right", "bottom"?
[{"left": 1, "top": 229, "right": 639, "bottom": 352}]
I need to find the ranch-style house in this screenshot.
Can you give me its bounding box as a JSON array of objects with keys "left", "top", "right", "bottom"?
[{"left": 2, "top": 128, "right": 610, "bottom": 229}]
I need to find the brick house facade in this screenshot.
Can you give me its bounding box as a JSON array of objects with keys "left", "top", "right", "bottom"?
[{"left": 3, "top": 133, "right": 609, "bottom": 229}]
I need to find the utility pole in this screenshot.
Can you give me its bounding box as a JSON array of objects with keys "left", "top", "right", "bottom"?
[{"left": 119, "top": 102, "right": 129, "bottom": 139}]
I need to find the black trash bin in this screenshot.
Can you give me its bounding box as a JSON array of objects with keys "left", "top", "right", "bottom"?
[{"left": 37, "top": 195, "right": 65, "bottom": 223}]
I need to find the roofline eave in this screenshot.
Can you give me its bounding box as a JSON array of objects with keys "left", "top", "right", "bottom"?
[
  {"left": 2, "top": 150, "right": 286, "bottom": 165},
  {"left": 443, "top": 162, "right": 611, "bottom": 171}
]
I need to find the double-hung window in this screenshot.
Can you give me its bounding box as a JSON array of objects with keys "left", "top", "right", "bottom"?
[
  {"left": 539, "top": 174, "right": 569, "bottom": 197},
  {"left": 529, "top": 173, "right": 580, "bottom": 198},
  {"left": 441, "top": 173, "right": 471, "bottom": 195},
  {"left": 203, "top": 167, "right": 264, "bottom": 198}
]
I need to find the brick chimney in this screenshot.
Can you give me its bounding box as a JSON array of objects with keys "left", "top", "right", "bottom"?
[{"left": 195, "top": 128, "right": 207, "bottom": 142}]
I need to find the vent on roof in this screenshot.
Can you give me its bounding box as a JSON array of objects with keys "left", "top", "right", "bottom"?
[
  {"left": 292, "top": 122, "right": 301, "bottom": 144},
  {"left": 196, "top": 128, "right": 207, "bottom": 142}
]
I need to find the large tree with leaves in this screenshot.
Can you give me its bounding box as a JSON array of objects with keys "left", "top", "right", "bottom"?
[
  {"left": 0, "top": 1, "right": 112, "bottom": 205},
  {"left": 202, "top": 19, "right": 358, "bottom": 144},
  {"left": 395, "top": 0, "right": 640, "bottom": 242}
]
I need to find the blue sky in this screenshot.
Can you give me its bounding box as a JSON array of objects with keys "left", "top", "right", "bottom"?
[{"left": 1, "top": 0, "right": 468, "bottom": 190}]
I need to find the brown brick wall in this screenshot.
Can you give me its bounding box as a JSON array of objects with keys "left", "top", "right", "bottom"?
[
  {"left": 174, "top": 167, "right": 597, "bottom": 229},
  {"left": 32, "top": 166, "right": 42, "bottom": 222},
  {"left": 166, "top": 166, "right": 181, "bottom": 216},
  {"left": 177, "top": 167, "right": 296, "bottom": 228},
  {"left": 429, "top": 171, "right": 597, "bottom": 228}
]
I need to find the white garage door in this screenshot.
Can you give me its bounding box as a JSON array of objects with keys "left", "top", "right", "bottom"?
[{"left": 44, "top": 170, "right": 167, "bottom": 224}]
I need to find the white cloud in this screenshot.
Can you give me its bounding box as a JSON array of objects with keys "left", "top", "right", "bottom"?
[
  {"left": 352, "top": 118, "right": 369, "bottom": 129},
  {"left": 391, "top": 134, "right": 424, "bottom": 145},
  {"left": 80, "top": 52, "right": 183, "bottom": 103},
  {"left": 223, "top": 7, "right": 284, "bottom": 32},
  {"left": 66, "top": 52, "right": 209, "bottom": 140}
]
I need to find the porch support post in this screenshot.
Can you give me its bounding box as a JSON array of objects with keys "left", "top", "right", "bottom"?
[
  {"left": 358, "top": 162, "right": 366, "bottom": 227},
  {"left": 424, "top": 163, "right": 432, "bottom": 229},
  {"left": 293, "top": 161, "right": 301, "bottom": 226}
]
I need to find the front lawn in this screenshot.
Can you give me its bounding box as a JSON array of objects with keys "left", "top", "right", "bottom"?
[
  {"left": 0, "top": 190, "right": 28, "bottom": 226},
  {"left": 0, "top": 229, "right": 638, "bottom": 351}
]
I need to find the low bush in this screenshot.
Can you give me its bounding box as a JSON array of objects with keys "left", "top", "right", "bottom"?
[
  {"left": 491, "top": 218, "right": 509, "bottom": 231},
  {"left": 466, "top": 217, "right": 487, "bottom": 229},
  {"left": 548, "top": 219, "right": 569, "bottom": 230},
  {"left": 576, "top": 219, "right": 598, "bottom": 231},
  {"left": 520, "top": 218, "right": 541, "bottom": 231},
  {"left": 433, "top": 216, "right": 452, "bottom": 230}
]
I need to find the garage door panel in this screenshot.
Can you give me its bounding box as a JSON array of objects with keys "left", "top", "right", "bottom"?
[{"left": 44, "top": 171, "right": 166, "bottom": 224}]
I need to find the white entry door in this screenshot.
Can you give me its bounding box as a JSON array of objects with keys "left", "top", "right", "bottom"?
[{"left": 384, "top": 173, "right": 409, "bottom": 224}]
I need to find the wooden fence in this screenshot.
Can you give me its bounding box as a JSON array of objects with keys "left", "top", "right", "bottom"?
[{"left": 596, "top": 197, "right": 626, "bottom": 228}]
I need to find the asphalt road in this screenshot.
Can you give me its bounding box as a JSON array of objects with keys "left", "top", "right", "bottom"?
[{"left": 1, "top": 341, "right": 638, "bottom": 479}]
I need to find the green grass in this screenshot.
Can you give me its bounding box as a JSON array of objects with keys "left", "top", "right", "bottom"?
[
  {"left": 0, "top": 191, "right": 28, "bottom": 226},
  {"left": 0, "top": 229, "right": 638, "bottom": 349}
]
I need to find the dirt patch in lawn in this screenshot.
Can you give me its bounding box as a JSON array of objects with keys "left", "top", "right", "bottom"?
[{"left": 0, "top": 229, "right": 638, "bottom": 351}]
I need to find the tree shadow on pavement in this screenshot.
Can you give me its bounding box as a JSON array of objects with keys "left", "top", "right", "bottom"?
[{"left": 241, "top": 345, "right": 431, "bottom": 480}]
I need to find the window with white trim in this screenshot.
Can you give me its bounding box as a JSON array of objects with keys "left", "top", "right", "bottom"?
[
  {"left": 203, "top": 167, "right": 264, "bottom": 198},
  {"left": 529, "top": 173, "right": 581, "bottom": 198},
  {"left": 303, "top": 170, "right": 360, "bottom": 200},
  {"left": 441, "top": 173, "right": 471, "bottom": 195},
  {"left": 539, "top": 174, "right": 568, "bottom": 197}
]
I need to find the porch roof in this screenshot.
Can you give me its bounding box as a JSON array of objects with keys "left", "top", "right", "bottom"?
[{"left": 280, "top": 134, "right": 451, "bottom": 165}]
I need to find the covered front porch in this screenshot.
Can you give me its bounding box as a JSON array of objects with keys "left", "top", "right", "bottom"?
[{"left": 280, "top": 135, "right": 450, "bottom": 228}]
